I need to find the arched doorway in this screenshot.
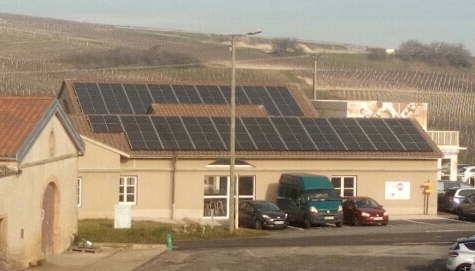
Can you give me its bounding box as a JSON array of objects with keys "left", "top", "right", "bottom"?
[{"left": 41, "top": 182, "right": 57, "bottom": 258}]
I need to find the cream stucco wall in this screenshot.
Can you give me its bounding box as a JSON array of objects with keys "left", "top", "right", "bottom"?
[
  {"left": 77, "top": 137, "right": 439, "bottom": 225},
  {"left": 0, "top": 116, "right": 80, "bottom": 268}
]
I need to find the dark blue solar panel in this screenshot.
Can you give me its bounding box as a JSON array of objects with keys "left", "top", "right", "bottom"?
[
  {"left": 267, "top": 86, "right": 303, "bottom": 116},
  {"left": 244, "top": 86, "right": 281, "bottom": 116},
  {"left": 196, "top": 85, "right": 227, "bottom": 104},
  {"left": 120, "top": 116, "right": 143, "bottom": 149},
  {"left": 270, "top": 118, "right": 302, "bottom": 150},
  {"left": 300, "top": 118, "right": 339, "bottom": 150},
  {"left": 73, "top": 83, "right": 108, "bottom": 114},
  {"left": 123, "top": 84, "right": 153, "bottom": 114},
  {"left": 76, "top": 83, "right": 305, "bottom": 116},
  {"left": 234, "top": 119, "right": 255, "bottom": 150},
  {"left": 219, "top": 86, "right": 231, "bottom": 105},
  {"left": 172, "top": 85, "right": 202, "bottom": 104},
  {"left": 240, "top": 117, "right": 286, "bottom": 150},
  {"left": 149, "top": 84, "right": 179, "bottom": 104},
  {"left": 234, "top": 86, "right": 252, "bottom": 105},
  {"left": 99, "top": 83, "right": 134, "bottom": 114},
  {"left": 182, "top": 117, "right": 225, "bottom": 150}
]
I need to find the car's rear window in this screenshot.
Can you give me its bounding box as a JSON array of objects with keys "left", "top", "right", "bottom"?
[
  {"left": 463, "top": 242, "right": 475, "bottom": 251},
  {"left": 459, "top": 190, "right": 475, "bottom": 197}
]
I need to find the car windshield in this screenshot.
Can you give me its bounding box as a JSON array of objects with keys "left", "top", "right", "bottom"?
[
  {"left": 254, "top": 202, "right": 280, "bottom": 212},
  {"left": 306, "top": 189, "right": 340, "bottom": 201},
  {"left": 354, "top": 198, "right": 380, "bottom": 208}
]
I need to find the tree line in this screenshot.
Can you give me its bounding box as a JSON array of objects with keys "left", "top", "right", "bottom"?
[{"left": 369, "top": 40, "right": 473, "bottom": 68}]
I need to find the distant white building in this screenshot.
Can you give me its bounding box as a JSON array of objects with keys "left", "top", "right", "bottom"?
[{"left": 386, "top": 48, "right": 396, "bottom": 55}]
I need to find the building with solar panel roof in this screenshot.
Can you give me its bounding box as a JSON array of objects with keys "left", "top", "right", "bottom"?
[{"left": 58, "top": 79, "right": 443, "bottom": 224}]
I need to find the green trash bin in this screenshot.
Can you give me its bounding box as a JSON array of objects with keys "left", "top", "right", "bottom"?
[{"left": 166, "top": 234, "right": 173, "bottom": 251}]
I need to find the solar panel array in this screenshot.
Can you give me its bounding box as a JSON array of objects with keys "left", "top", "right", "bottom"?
[
  {"left": 73, "top": 83, "right": 304, "bottom": 116},
  {"left": 88, "top": 116, "right": 433, "bottom": 152}
]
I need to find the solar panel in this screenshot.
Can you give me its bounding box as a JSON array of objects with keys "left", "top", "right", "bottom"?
[
  {"left": 196, "top": 85, "right": 227, "bottom": 104},
  {"left": 123, "top": 84, "right": 153, "bottom": 114},
  {"left": 271, "top": 118, "right": 311, "bottom": 150},
  {"left": 73, "top": 83, "right": 108, "bottom": 114},
  {"left": 267, "top": 86, "right": 303, "bottom": 116},
  {"left": 85, "top": 110, "right": 435, "bottom": 153},
  {"left": 99, "top": 83, "right": 134, "bottom": 114},
  {"left": 149, "top": 84, "right": 179, "bottom": 104},
  {"left": 75, "top": 83, "right": 305, "bottom": 117},
  {"left": 244, "top": 86, "right": 280, "bottom": 116},
  {"left": 88, "top": 115, "right": 123, "bottom": 132}
]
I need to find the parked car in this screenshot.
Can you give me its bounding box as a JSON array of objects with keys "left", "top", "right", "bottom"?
[
  {"left": 456, "top": 193, "right": 475, "bottom": 221},
  {"left": 458, "top": 166, "right": 475, "bottom": 184},
  {"left": 447, "top": 235, "right": 475, "bottom": 271},
  {"left": 438, "top": 181, "right": 474, "bottom": 211},
  {"left": 238, "top": 200, "right": 288, "bottom": 230},
  {"left": 340, "top": 196, "right": 388, "bottom": 226},
  {"left": 438, "top": 180, "right": 474, "bottom": 194},
  {"left": 439, "top": 188, "right": 475, "bottom": 213}
]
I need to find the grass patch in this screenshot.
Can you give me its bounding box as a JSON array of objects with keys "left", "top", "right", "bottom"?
[{"left": 78, "top": 219, "right": 268, "bottom": 244}]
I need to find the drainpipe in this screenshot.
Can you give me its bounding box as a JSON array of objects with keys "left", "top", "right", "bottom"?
[{"left": 171, "top": 156, "right": 178, "bottom": 220}]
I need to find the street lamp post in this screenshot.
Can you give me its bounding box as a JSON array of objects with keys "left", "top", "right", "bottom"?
[{"left": 229, "top": 30, "right": 261, "bottom": 233}]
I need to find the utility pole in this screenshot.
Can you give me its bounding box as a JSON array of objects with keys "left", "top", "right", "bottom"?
[{"left": 229, "top": 30, "right": 261, "bottom": 234}]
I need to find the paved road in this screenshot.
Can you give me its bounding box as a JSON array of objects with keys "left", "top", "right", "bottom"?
[{"left": 136, "top": 215, "right": 475, "bottom": 271}]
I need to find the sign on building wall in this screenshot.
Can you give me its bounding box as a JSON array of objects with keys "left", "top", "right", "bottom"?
[
  {"left": 114, "top": 204, "right": 131, "bottom": 229},
  {"left": 385, "top": 181, "right": 410, "bottom": 200},
  {"left": 347, "top": 101, "right": 428, "bottom": 130}
]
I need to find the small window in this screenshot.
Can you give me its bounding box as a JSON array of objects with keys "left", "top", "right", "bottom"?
[
  {"left": 119, "top": 176, "right": 137, "bottom": 205},
  {"left": 332, "top": 176, "right": 357, "bottom": 196}
]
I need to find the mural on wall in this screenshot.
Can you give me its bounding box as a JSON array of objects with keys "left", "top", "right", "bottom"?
[{"left": 347, "top": 101, "right": 428, "bottom": 130}]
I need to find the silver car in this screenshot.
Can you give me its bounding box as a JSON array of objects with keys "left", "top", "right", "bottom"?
[{"left": 447, "top": 235, "right": 475, "bottom": 271}]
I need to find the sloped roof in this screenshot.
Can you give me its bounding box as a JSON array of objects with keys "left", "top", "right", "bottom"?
[
  {"left": 59, "top": 79, "right": 442, "bottom": 160},
  {"left": 0, "top": 97, "right": 84, "bottom": 162}
]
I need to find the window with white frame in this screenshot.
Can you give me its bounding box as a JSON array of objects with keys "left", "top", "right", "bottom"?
[
  {"left": 331, "top": 176, "right": 357, "bottom": 197},
  {"left": 203, "top": 175, "right": 255, "bottom": 218},
  {"left": 78, "top": 177, "right": 83, "bottom": 207},
  {"left": 119, "top": 176, "right": 137, "bottom": 205}
]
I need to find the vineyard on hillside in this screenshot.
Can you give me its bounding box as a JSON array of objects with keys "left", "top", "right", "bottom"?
[{"left": 1, "top": 13, "right": 475, "bottom": 162}]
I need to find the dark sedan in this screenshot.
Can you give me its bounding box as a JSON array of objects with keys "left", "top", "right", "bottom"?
[
  {"left": 238, "top": 200, "right": 288, "bottom": 230},
  {"left": 341, "top": 196, "right": 388, "bottom": 226},
  {"left": 456, "top": 193, "right": 475, "bottom": 220}
]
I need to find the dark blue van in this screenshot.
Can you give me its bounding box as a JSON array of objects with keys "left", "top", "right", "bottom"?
[{"left": 276, "top": 173, "right": 343, "bottom": 228}]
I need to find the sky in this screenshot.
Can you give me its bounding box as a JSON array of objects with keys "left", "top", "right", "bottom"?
[{"left": 1, "top": 0, "right": 474, "bottom": 53}]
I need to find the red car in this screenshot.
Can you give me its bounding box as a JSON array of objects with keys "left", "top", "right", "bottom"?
[{"left": 341, "top": 196, "right": 388, "bottom": 226}]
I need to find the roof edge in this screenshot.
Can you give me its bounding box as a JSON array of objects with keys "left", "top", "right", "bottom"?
[{"left": 17, "top": 99, "right": 85, "bottom": 163}]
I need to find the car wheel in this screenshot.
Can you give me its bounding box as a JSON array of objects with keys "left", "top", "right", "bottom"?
[
  {"left": 457, "top": 208, "right": 465, "bottom": 220},
  {"left": 303, "top": 217, "right": 312, "bottom": 229},
  {"left": 381, "top": 222, "right": 388, "bottom": 226},
  {"left": 335, "top": 222, "right": 342, "bottom": 227},
  {"left": 455, "top": 263, "right": 471, "bottom": 271},
  {"left": 255, "top": 220, "right": 263, "bottom": 230}
]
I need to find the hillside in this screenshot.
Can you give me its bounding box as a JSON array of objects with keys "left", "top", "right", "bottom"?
[{"left": 1, "top": 12, "right": 475, "bottom": 163}]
